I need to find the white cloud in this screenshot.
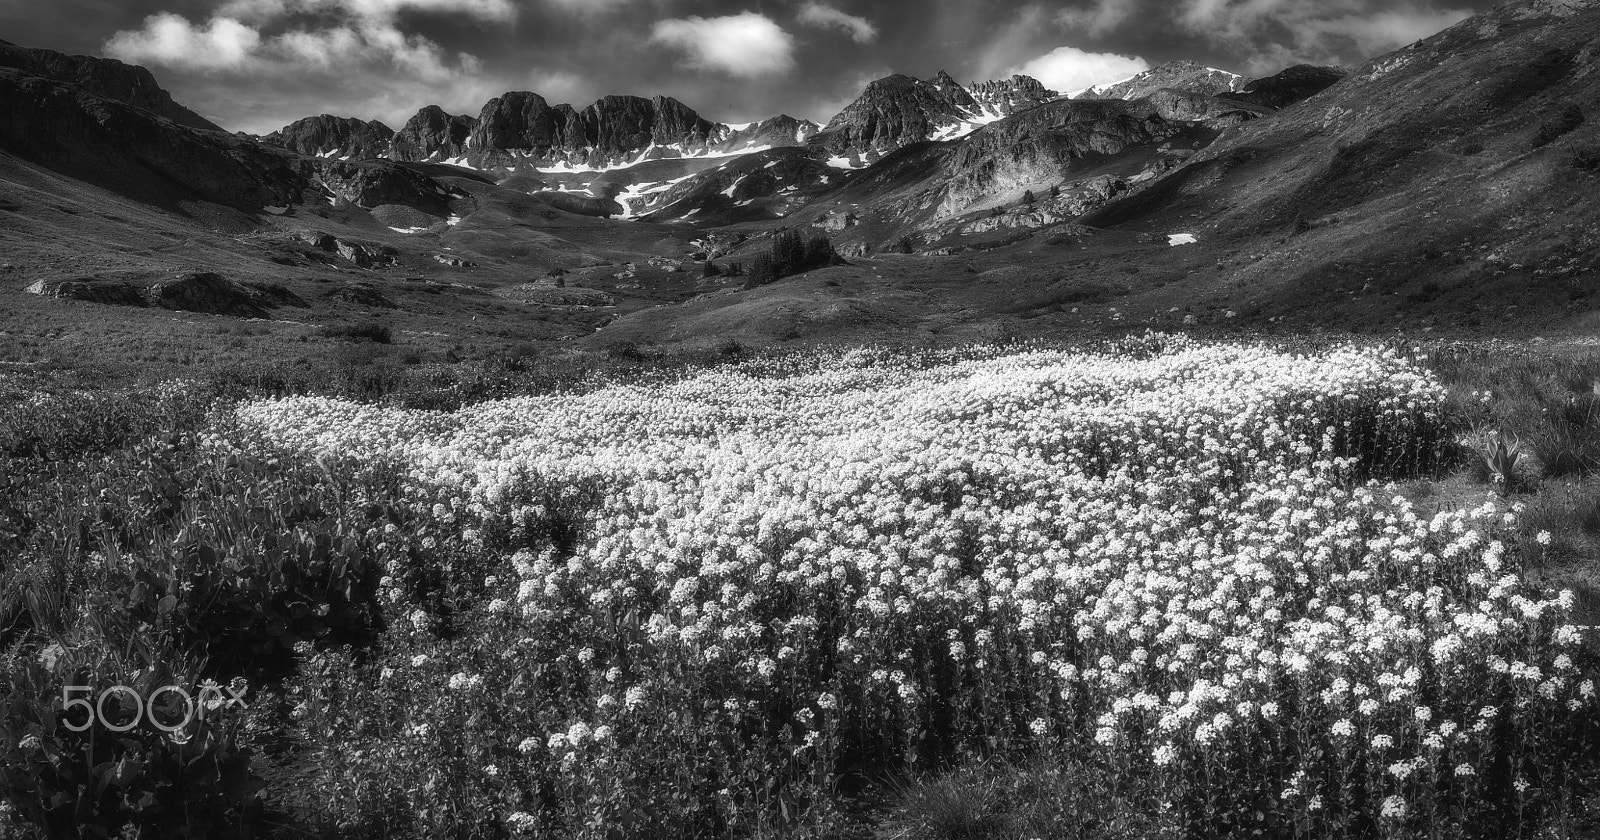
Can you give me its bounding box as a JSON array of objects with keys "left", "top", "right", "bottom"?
[
  {"left": 104, "top": 14, "right": 263, "bottom": 71},
  {"left": 1008, "top": 45, "right": 1150, "bottom": 94},
  {"left": 104, "top": 0, "right": 507, "bottom": 79},
  {"left": 103, "top": 0, "right": 514, "bottom": 132},
  {"left": 797, "top": 2, "right": 878, "bottom": 44},
  {"left": 650, "top": 12, "right": 795, "bottom": 77}
]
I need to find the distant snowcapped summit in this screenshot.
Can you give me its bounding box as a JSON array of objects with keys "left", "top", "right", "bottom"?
[{"left": 1075, "top": 60, "right": 1247, "bottom": 101}]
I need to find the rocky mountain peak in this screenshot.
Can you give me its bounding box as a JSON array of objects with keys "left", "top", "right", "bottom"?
[
  {"left": 721, "top": 115, "right": 821, "bottom": 152},
  {"left": 390, "top": 105, "right": 476, "bottom": 163},
  {"left": 1078, "top": 60, "right": 1247, "bottom": 100},
  {"left": 812, "top": 73, "right": 982, "bottom": 156},
  {"left": 468, "top": 91, "right": 582, "bottom": 167},
  {"left": 460, "top": 90, "right": 726, "bottom": 171}
]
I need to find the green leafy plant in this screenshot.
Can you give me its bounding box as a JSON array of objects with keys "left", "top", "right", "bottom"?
[{"left": 1483, "top": 433, "right": 1525, "bottom": 492}]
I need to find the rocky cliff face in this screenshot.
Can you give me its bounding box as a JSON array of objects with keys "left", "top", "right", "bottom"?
[
  {"left": 1078, "top": 60, "right": 1247, "bottom": 100},
  {"left": 0, "top": 39, "right": 220, "bottom": 131},
  {"left": 390, "top": 105, "right": 476, "bottom": 162},
  {"left": 263, "top": 114, "right": 395, "bottom": 159},
  {"left": 967, "top": 75, "right": 1058, "bottom": 117},
  {"left": 0, "top": 67, "right": 307, "bottom": 209},
  {"left": 930, "top": 99, "right": 1195, "bottom": 222},
  {"left": 465, "top": 92, "right": 721, "bottom": 171},
  {"left": 468, "top": 91, "right": 583, "bottom": 166}
]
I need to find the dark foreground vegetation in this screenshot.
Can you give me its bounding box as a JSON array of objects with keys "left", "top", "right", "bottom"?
[{"left": 1, "top": 334, "right": 1599, "bottom": 839}]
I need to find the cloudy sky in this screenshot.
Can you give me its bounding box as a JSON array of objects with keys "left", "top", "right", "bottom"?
[{"left": 1, "top": 0, "right": 1495, "bottom": 135}]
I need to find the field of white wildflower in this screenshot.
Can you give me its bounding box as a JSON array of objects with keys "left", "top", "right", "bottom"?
[{"left": 231, "top": 336, "right": 1596, "bottom": 838}]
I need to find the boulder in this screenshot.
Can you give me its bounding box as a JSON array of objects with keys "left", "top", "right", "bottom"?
[
  {"left": 143, "top": 272, "right": 271, "bottom": 318},
  {"left": 25, "top": 277, "right": 146, "bottom": 306},
  {"left": 326, "top": 283, "right": 397, "bottom": 308},
  {"left": 27, "top": 272, "right": 302, "bottom": 318},
  {"left": 335, "top": 240, "right": 398, "bottom": 268}
]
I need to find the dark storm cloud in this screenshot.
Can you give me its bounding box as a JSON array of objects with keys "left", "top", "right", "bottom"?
[{"left": 0, "top": 0, "right": 1502, "bottom": 135}]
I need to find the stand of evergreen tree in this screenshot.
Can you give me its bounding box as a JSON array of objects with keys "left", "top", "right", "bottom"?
[{"left": 743, "top": 230, "right": 839, "bottom": 288}]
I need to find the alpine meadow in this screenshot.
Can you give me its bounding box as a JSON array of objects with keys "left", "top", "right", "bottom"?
[{"left": 3, "top": 0, "right": 1600, "bottom": 838}]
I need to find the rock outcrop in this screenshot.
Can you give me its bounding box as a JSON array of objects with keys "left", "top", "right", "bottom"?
[
  {"left": 314, "top": 160, "right": 454, "bottom": 214},
  {"left": 25, "top": 272, "right": 303, "bottom": 318},
  {"left": 0, "top": 39, "right": 220, "bottom": 130},
  {"left": 23, "top": 277, "right": 147, "bottom": 308},
  {"left": 1138, "top": 88, "right": 1273, "bottom": 123},
  {"left": 298, "top": 231, "right": 400, "bottom": 268},
  {"left": 1217, "top": 65, "right": 1348, "bottom": 111},
  {"left": 956, "top": 177, "right": 1130, "bottom": 235},
  {"left": 264, "top": 114, "right": 395, "bottom": 159},
  {"left": 326, "top": 283, "right": 398, "bottom": 308},
  {"left": 932, "top": 99, "right": 1193, "bottom": 222}
]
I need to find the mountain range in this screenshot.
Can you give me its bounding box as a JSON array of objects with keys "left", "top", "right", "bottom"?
[{"left": 1, "top": 0, "right": 1597, "bottom": 357}]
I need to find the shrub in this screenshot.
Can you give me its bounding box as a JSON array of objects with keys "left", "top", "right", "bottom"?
[
  {"left": 1533, "top": 104, "right": 1585, "bottom": 149},
  {"left": 607, "top": 340, "right": 646, "bottom": 362},
  {"left": 1573, "top": 145, "right": 1600, "bottom": 171},
  {"left": 321, "top": 321, "right": 393, "bottom": 344}
]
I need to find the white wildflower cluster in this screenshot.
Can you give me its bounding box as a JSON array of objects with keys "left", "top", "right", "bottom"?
[{"left": 237, "top": 339, "right": 1593, "bottom": 816}]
